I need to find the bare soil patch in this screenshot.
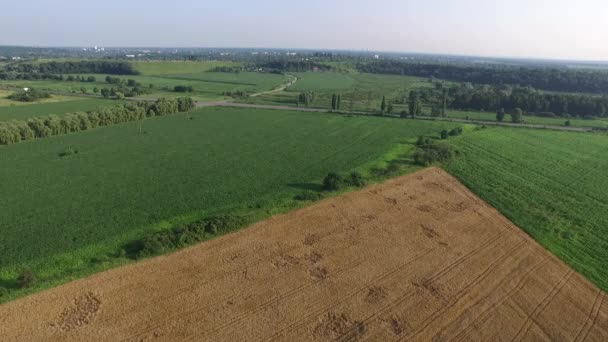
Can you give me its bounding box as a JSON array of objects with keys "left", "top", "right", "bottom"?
[{"left": 0, "top": 167, "right": 606, "bottom": 341}]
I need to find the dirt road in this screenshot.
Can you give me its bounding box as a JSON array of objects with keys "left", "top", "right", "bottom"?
[{"left": 0, "top": 168, "right": 606, "bottom": 341}]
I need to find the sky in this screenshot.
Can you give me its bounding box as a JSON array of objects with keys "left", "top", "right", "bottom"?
[{"left": 2, "top": 0, "right": 607, "bottom": 61}]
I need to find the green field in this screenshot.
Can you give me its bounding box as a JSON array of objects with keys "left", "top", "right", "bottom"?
[
  {"left": 132, "top": 60, "right": 240, "bottom": 75},
  {"left": 447, "top": 110, "right": 608, "bottom": 129},
  {"left": 0, "top": 89, "right": 85, "bottom": 107},
  {"left": 0, "top": 107, "right": 457, "bottom": 299},
  {"left": 0, "top": 71, "right": 290, "bottom": 103},
  {"left": 241, "top": 72, "right": 434, "bottom": 112},
  {"left": 288, "top": 72, "right": 355, "bottom": 91},
  {"left": 445, "top": 128, "right": 608, "bottom": 291},
  {"left": 0, "top": 98, "right": 118, "bottom": 121}
]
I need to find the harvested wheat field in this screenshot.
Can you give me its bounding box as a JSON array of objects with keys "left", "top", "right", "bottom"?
[{"left": 1, "top": 167, "right": 607, "bottom": 341}]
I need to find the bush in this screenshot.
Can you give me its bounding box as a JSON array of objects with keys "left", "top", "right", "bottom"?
[
  {"left": 294, "top": 191, "right": 323, "bottom": 201},
  {"left": 174, "top": 85, "right": 194, "bottom": 93},
  {"left": 0, "top": 287, "right": 8, "bottom": 298},
  {"left": 125, "top": 215, "right": 245, "bottom": 259},
  {"left": 345, "top": 171, "right": 366, "bottom": 187},
  {"left": 416, "top": 136, "right": 434, "bottom": 147},
  {"left": 449, "top": 127, "right": 463, "bottom": 136},
  {"left": 565, "top": 120, "right": 571, "bottom": 127},
  {"left": 413, "top": 142, "right": 456, "bottom": 166},
  {"left": 322, "top": 172, "right": 343, "bottom": 191},
  {"left": 8, "top": 88, "right": 51, "bottom": 102},
  {"left": 16, "top": 268, "right": 37, "bottom": 288},
  {"left": 440, "top": 130, "right": 449, "bottom": 139}
]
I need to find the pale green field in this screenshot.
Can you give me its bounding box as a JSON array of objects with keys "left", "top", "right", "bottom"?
[
  {"left": 132, "top": 60, "right": 240, "bottom": 75},
  {"left": 447, "top": 110, "right": 608, "bottom": 129},
  {"left": 0, "top": 89, "right": 84, "bottom": 106}
]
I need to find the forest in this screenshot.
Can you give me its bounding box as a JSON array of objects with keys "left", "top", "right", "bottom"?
[
  {"left": 359, "top": 60, "right": 608, "bottom": 93},
  {"left": 4, "top": 61, "right": 139, "bottom": 75}
]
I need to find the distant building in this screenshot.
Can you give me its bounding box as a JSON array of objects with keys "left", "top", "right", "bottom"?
[
  {"left": 125, "top": 55, "right": 135, "bottom": 58},
  {"left": 374, "top": 54, "right": 380, "bottom": 59}
]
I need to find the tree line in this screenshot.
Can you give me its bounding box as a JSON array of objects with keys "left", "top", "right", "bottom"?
[
  {"left": 0, "top": 97, "right": 195, "bottom": 145},
  {"left": 257, "top": 60, "right": 332, "bottom": 73},
  {"left": 4, "top": 61, "right": 139, "bottom": 75},
  {"left": 444, "top": 84, "right": 608, "bottom": 118},
  {"left": 358, "top": 60, "right": 608, "bottom": 94}
]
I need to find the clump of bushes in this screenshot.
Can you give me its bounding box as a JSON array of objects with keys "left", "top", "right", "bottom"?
[
  {"left": 322, "top": 172, "right": 343, "bottom": 191},
  {"left": 16, "top": 268, "right": 37, "bottom": 288},
  {"left": 8, "top": 88, "right": 51, "bottom": 102},
  {"left": 0, "top": 97, "right": 196, "bottom": 145},
  {"left": 345, "top": 171, "right": 366, "bottom": 187},
  {"left": 58, "top": 147, "right": 79, "bottom": 157},
  {"left": 124, "top": 215, "right": 245, "bottom": 259},
  {"left": 294, "top": 190, "right": 323, "bottom": 201},
  {"left": 413, "top": 137, "right": 456, "bottom": 166},
  {"left": 322, "top": 171, "right": 367, "bottom": 192},
  {"left": 449, "top": 127, "right": 463, "bottom": 136},
  {"left": 174, "top": 85, "right": 194, "bottom": 93}
]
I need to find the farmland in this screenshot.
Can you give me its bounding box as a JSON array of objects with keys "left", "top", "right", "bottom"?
[
  {"left": 446, "top": 127, "right": 608, "bottom": 291},
  {"left": 131, "top": 60, "right": 240, "bottom": 75},
  {"left": 0, "top": 98, "right": 116, "bottom": 121},
  {"left": 287, "top": 71, "right": 355, "bottom": 91},
  {"left": 0, "top": 89, "right": 84, "bottom": 107},
  {"left": 0, "top": 71, "right": 290, "bottom": 103},
  {"left": 241, "top": 72, "right": 434, "bottom": 112},
  {"left": 1, "top": 168, "right": 606, "bottom": 341},
  {"left": 447, "top": 109, "right": 608, "bottom": 129},
  {"left": 0, "top": 106, "right": 458, "bottom": 299}
]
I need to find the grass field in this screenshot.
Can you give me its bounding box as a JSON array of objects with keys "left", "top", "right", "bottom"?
[
  {"left": 0, "top": 89, "right": 85, "bottom": 107},
  {"left": 447, "top": 110, "right": 608, "bottom": 129},
  {"left": 0, "top": 71, "right": 290, "bottom": 102},
  {"left": 241, "top": 72, "right": 434, "bottom": 112},
  {"left": 132, "top": 60, "right": 240, "bottom": 75},
  {"left": 445, "top": 127, "right": 608, "bottom": 291},
  {"left": 287, "top": 72, "right": 355, "bottom": 91},
  {"left": 0, "top": 107, "right": 458, "bottom": 299},
  {"left": 0, "top": 98, "right": 118, "bottom": 121}
]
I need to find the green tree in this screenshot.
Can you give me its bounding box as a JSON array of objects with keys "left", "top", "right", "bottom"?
[
  {"left": 408, "top": 91, "right": 421, "bottom": 118},
  {"left": 380, "top": 96, "right": 387, "bottom": 114},
  {"left": 336, "top": 95, "right": 341, "bottom": 111},
  {"left": 322, "top": 172, "right": 343, "bottom": 191},
  {"left": 496, "top": 108, "right": 506, "bottom": 122},
  {"left": 331, "top": 94, "right": 337, "bottom": 110},
  {"left": 512, "top": 108, "right": 524, "bottom": 123},
  {"left": 441, "top": 88, "right": 448, "bottom": 117}
]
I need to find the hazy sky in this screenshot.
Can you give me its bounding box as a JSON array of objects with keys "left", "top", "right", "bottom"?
[{"left": 2, "top": 0, "right": 607, "bottom": 61}]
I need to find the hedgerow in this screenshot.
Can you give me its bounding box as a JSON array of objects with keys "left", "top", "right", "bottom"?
[{"left": 0, "top": 97, "right": 195, "bottom": 145}]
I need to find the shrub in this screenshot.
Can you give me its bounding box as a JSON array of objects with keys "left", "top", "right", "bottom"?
[
  {"left": 440, "top": 130, "right": 449, "bottom": 140},
  {"left": 294, "top": 191, "right": 323, "bottom": 201},
  {"left": 416, "top": 136, "right": 434, "bottom": 147},
  {"left": 565, "top": 120, "right": 571, "bottom": 127},
  {"left": 8, "top": 88, "right": 51, "bottom": 102},
  {"left": 125, "top": 215, "right": 245, "bottom": 259},
  {"left": 322, "top": 172, "right": 343, "bottom": 191},
  {"left": 16, "top": 268, "right": 37, "bottom": 288},
  {"left": 449, "top": 127, "right": 463, "bottom": 136},
  {"left": 345, "top": 171, "right": 366, "bottom": 187},
  {"left": 413, "top": 142, "right": 456, "bottom": 166},
  {"left": 174, "top": 85, "right": 194, "bottom": 93},
  {"left": 0, "top": 287, "right": 8, "bottom": 298}
]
